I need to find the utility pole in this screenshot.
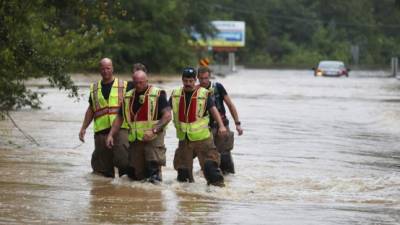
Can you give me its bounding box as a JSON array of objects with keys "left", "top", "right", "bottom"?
[{"left": 391, "top": 57, "right": 398, "bottom": 78}]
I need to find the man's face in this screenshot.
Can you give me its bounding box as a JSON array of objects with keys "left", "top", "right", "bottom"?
[
  {"left": 133, "top": 73, "right": 148, "bottom": 92},
  {"left": 100, "top": 62, "right": 113, "bottom": 80},
  {"left": 182, "top": 77, "right": 196, "bottom": 92},
  {"left": 197, "top": 72, "right": 210, "bottom": 88}
]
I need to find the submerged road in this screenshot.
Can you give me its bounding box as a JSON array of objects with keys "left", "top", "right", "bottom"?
[{"left": 0, "top": 69, "right": 399, "bottom": 224}]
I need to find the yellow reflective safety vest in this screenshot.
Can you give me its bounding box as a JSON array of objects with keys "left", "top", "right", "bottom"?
[
  {"left": 123, "top": 86, "right": 161, "bottom": 142},
  {"left": 171, "top": 87, "right": 210, "bottom": 141},
  {"left": 90, "top": 78, "right": 128, "bottom": 132}
]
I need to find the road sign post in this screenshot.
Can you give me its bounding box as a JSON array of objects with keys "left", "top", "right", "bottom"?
[{"left": 192, "top": 21, "right": 245, "bottom": 74}]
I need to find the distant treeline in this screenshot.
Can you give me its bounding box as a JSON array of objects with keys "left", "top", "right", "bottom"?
[
  {"left": 1, "top": 0, "right": 400, "bottom": 111},
  {"left": 230, "top": 0, "right": 400, "bottom": 68},
  {"left": 96, "top": 0, "right": 400, "bottom": 70}
]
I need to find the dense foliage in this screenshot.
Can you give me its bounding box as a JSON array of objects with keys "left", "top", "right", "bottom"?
[
  {"left": 0, "top": 0, "right": 104, "bottom": 112},
  {"left": 1, "top": 0, "right": 400, "bottom": 111},
  {"left": 100, "top": 0, "right": 400, "bottom": 70},
  {"left": 225, "top": 0, "right": 400, "bottom": 67}
]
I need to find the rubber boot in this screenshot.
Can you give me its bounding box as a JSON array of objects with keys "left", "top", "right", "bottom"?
[
  {"left": 203, "top": 160, "right": 224, "bottom": 187},
  {"left": 146, "top": 161, "right": 162, "bottom": 184},
  {"left": 177, "top": 168, "right": 194, "bottom": 183},
  {"left": 103, "top": 169, "right": 115, "bottom": 178},
  {"left": 220, "top": 152, "right": 235, "bottom": 174},
  {"left": 118, "top": 167, "right": 129, "bottom": 177},
  {"left": 93, "top": 170, "right": 114, "bottom": 178},
  {"left": 126, "top": 166, "right": 137, "bottom": 180}
]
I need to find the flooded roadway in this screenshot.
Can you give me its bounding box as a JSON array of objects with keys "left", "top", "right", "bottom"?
[{"left": 1, "top": 69, "right": 400, "bottom": 224}]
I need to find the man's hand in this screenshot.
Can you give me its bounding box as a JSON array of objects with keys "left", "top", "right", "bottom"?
[
  {"left": 236, "top": 125, "right": 243, "bottom": 136},
  {"left": 143, "top": 130, "right": 156, "bottom": 142},
  {"left": 106, "top": 134, "right": 114, "bottom": 149},
  {"left": 79, "top": 128, "right": 86, "bottom": 142},
  {"left": 218, "top": 126, "right": 228, "bottom": 137}
]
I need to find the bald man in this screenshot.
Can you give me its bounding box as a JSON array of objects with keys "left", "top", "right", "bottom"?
[
  {"left": 79, "top": 58, "right": 130, "bottom": 178},
  {"left": 106, "top": 70, "right": 171, "bottom": 184},
  {"left": 126, "top": 62, "right": 148, "bottom": 92}
]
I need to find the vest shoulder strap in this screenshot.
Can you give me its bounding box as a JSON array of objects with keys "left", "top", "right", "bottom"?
[
  {"left": 91, "top": 80, "right": 102, "bottom": 110},
  {"left": 172, "top": 87, "right": 183, "bottom": 97},
  {"left": 125, "top": 89, "right": 134, "bottom": 98},
  {"left": 197, "top": 87, "right": 209, "bottom": 98},
  {"left": 211, "top": 82, "right": 220, "bottom": 96},
  {"left": 148, "top": 86, "right": 162, "bottom": 97}
]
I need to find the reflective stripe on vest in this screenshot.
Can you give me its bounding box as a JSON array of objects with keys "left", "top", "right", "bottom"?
[
  {"left": 123, "top": 86, "right": 161, "bottom": 142},
  {"left": 90, "top": 78, "right": 128, "bottom": 132},
  {"left": 171, "top": 87, "right": 210, "bottom": 141}
]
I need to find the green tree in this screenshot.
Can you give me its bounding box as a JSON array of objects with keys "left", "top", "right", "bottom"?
[
  {"left": 0, "top": 0, "right": 104, "bottom": 114},
  {"left": 101, "top": 0, "right": 216, "bottom": 73},
  {"left": 208, "top": 0, "right": 400, "bottom": 67}
]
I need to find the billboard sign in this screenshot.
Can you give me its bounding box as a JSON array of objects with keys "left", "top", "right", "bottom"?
[{"left": 193, "top": 21, "right": 245, "bottom": 48}]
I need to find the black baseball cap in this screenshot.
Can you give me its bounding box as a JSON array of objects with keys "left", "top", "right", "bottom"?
[{"left": 182, "top": 67, "right": 196, "bottom": 78}]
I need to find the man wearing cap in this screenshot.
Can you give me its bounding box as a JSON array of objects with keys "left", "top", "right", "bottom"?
[
  {"left": 197, "top": 66, "right": 243, "bottom": 174},
  {"left": 79, "top": 58, "right": 130, "bottom": 178},
  {"left": 170, "top": 67, "right": 227, "bottom": 187},
  {"left": 106, "top": 69, "right": 171, "bottom": 183}
]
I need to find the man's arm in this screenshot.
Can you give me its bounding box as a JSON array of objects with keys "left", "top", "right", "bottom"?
[
  {"left": 143, "top": 91, "right": 172, "bottom": 142},
  {"left": 143, "top": 107, "right": 172, "bottom": 141},
  {"left": 79, "top": 106, "right": 94, "bottom": 142},
  {"left": 155, "top": 90, "right": 172, "bottom": 131},
  {"left": 155, "top": 107, "right": 172, "bottom": 131},
  {"left": 210, "top": 106, "right": 227, "bottom": 136},
  {"left": 106, "top": 114, "right": 123, "bottom": 148},
  {"left": 223, "top": 95, "right": 243, "bottom": 136}
]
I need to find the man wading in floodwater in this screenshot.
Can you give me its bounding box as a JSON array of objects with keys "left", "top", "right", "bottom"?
[
  {"left": 107, "top": 69, "right": 171, "bottom": 184},
  {"left": 197, "top": 66, "right": 243, "bottom": 174},
  {"left": 79, "top": 58, "right": 130, "bottom": 178},
  {"left": 170, "top": 67, "right": 227, "bottom": 187}
]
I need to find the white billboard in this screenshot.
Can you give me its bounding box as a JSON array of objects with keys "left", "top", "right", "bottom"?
[{"left": 193, "top": 21, "right": 246, "bottom": 48}]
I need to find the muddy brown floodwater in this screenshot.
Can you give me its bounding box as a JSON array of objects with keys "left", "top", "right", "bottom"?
[{"left": 1, "top": 69, "right": 400, "bottom": 224}]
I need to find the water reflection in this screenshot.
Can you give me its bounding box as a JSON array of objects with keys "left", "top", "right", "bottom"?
[
  {"left": 173, "top": 192, "right": 221, "bottom": 224},
  {"left": 87, "top": 179, "right": 164, "bottom": 224}
]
